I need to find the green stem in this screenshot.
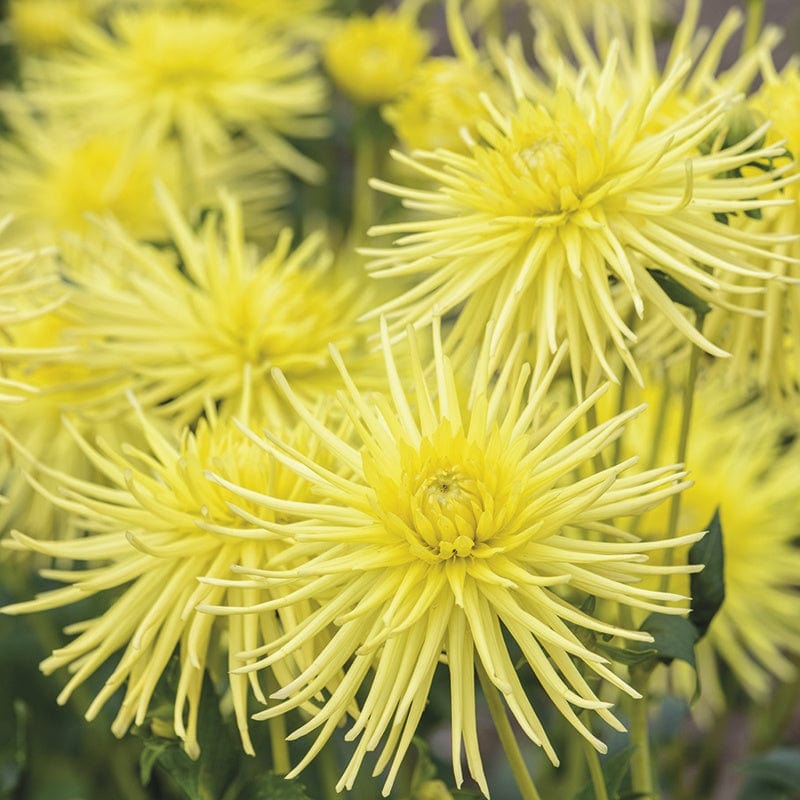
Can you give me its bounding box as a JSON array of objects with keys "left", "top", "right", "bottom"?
[
  {"left": 350, "top": 108, "right": 381, "bottom": 243},
  {"left": 628, "top": 673, "right": 656, "bottom": 800},
  {"left": 562, "top": 726, "right": 588, "bottom": 799},
  {"left": 612, "top": 308, "right": 639, "bottom": 465},
  {"left": 317, "top": 740, "right": 343, "bottom": 800},
  {"left": 579, "top": 733, "right": 609, "bottom": 800},
  {"left": 753, "top": 661, "right": 800, "bottom": 751},
  {"left": 742, "top": 0, "right": 765, "bottom": 54},
  {"left": 265, "top": 672, "right": 291, "bottom": 775},
  {"left": 659, "top": 315, "right": 705, "bottom": 591},
  {"left": 476, "top": 661, "right": 542, "bottom": 800}
]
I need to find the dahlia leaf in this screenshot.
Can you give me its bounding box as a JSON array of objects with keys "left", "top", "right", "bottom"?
[
  {"left": 647, "top": 270, "right": 711, "bottom": 318},
  {"left": 635, "top": 613, "right": 698, "bottom": 671},
  {"left": 575, "top": 744, "right": 635, "bottom": 800},
  {"left": 689, "top": 508, "right": 725, "bottom": 639},
  {"left": 235, "top": 774, "right": 314, "bottom": 800},
  {"left": 738, "top": 747, "right": 800, "bottom": 800}
]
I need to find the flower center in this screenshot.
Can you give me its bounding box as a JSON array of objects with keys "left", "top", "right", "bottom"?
[
  {"left": 413, "top": 465, "right": 486, "bottom": 559},
  {"left": 480, "top": 95, "right": 604, "bottom": 219}
]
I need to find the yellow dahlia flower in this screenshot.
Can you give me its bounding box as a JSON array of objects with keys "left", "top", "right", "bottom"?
[
  {"left": 0, "top": 102, "right": 292, "bottom": 248},
  {"left": 1, "top": 402, "right": 332, "bottom": 757},
  {"left": 57, "top": 189, "right": 378, "bottom": 429},
  {"left": 529, "top": 0, "right": 671, "bottom": 32},
  {"left": 365, "top": 46, "right": 796, "bottom": 394},
  {"left": 609, "top": 376, "right": 800, "bottom": 712},
  {"left": 323, "top": 8, "right": 431, "bottom": 106},
  {"left": 701, "top": 60, "right": 800, "bottom": 402},
  {"left": 204, "top": 320, "right": 702, "bottom": 795},
  {"left": 0, "top": 221, "right": 62, "bottom": 328},
  {"left": 22, "top": 7, "right": 328, "bottom": 182},
  {"left": 0, "top": 105, "right": 184, "bottom": 246},
  {"left": 0, "top": 307, "right": 127, "bottom": 538},
  {"left": 528, "top": 0, "right": 780, "bottom": 132},
  {"left": 188, "top": 0, "right": 331, "bottom": 39},
  {"left": 7, "top": 0, "right": 100, "bottom": 52},
  {"left": 383, "top": 57, "right": 501, "bottom": 154}
]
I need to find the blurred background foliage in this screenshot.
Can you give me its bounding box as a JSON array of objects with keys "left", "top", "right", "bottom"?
[{"left": 2, "top": 1, "right": 800, "bottom": 799}]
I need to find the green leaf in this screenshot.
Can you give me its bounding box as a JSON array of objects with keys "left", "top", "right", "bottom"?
[
  {"left": 0, "top": 700, "right": 27, "bottom": 797},
  {"left": 235, "top": 773, "right": 314, "bottom": 800},
  {"left": 739, "top": 748, "right": 800, "bottom": 800},
  {"left": 575, "top": 745, "right": 635, "bottom": 800},
  {"left": 412, "top": 780, "right": 457, "bottom": 800},
  {"left": 139, "top": 737, "right": 174, "bottom": 786},
  {"left": 647, "top": 269, "right": 711, "bottom": 318},
  {"left": 689, "top": 508, "right": 725, "bottom": 639},
  {"left": 635, "top": 613, "right": 698, "bottom": 671},
  {"left": 136, "top": 670, "right": 239, "bottom": 800},
  {"left": 409, "top": 737, "right": 438, "bottom": 790},
  {"left": 594, "top": 642, "right": 658, "bottom": 667}
]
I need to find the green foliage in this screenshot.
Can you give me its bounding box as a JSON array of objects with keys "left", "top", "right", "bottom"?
[
  {"left": 628, "top": 508, "right": 726, "bottom": 682},
  {"left": 634, "top": 613, "right": 698, "bottom": 672},
  {"left": 738, "top": 748, "right": 800, "bottom": 800},
  {"left": 646, "top": 270, "right": 711, "bottom": 318},
  {"left": 689, "top": 508, "right": 725, "bottom": 639},
  {"left": 0, "top": 700, "right": 27, "bottom": 799},
  {"left": 575, "top": 745, "right": 635, "bottom": 800},
  {"left": 234, "top": 774, "right": 314, "bottom": 800},
  {"left": 137, "top": 671, "right": 238, "bottom": 800},
  {"left": 593, "top": 642, "right": 658, "bottom": 667}
]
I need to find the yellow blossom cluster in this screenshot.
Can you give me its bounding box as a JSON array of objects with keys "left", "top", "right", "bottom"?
[{"left": 1, "top": 1, "right": 799, "bottom": 799}]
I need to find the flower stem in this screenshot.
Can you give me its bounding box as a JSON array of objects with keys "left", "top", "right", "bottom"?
[
  {"left": 659, "top": 315, "right": 705, "bottom": 591},
  {"left": 317, "top": 740, "right": 343, "bottom": 800},
  {"left": 628, "top": 682, "right": 656, "bottom": 800},
  {"left": 579, "top": 724, "right": 609, "bottom": 800},
  {"left": 265, "top": 672, "right": 291, "bottom": 775},
  {"left": 351, "top": 107, "right": 381, "bottom": 242},
  {"left": 742, "top": 0, "right": 765, "bottom": 54},
  {"left": 476, "top": 660, "right": 542, "bottom": 800}
]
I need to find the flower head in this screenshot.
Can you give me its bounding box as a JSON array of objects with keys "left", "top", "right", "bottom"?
[
  {"left": 364, "top": 40, "right": 797, "bottom": 395},
  {"left": 188, "top": 0, "right": 331, "bottom": 39},
  {"left": 1, "top": 401, "right": 330, "bottom": 757},
  {"left": 7, "top": 0, "right": 100, "bottom": 52},
  {"left": 528, "top": 0, "right": 671, "bottom": 34},
  {"left": 382, "top": 57, "right": 502, "bottom": 153},
  {"left": 617, "top": 375, "right": 800, "bottom": 711},
  {"left": 204, "top": 320, "right": 702, "bottom": 795},
  {"left": 700, "top": 60, "right": 800, "bottom": 401},
  {"left": 0, "top": 305, "right": 127, "bottom": 538},
  {"left": 0, "top": 101, "right": 292, "bottom": 247},
  {"left": 0, "top": 220, "right": 62, "bottom": 329},
  {"left": 323, "top": 8, "right": 431, "bottom": 106},
  {"left": 56, "top": 188, "right": 379, "bottom": 429},
  {"left": 23, "top": 7, "right": 328, "bottom": 181},
  {"left": 528, "top": 0, "right": 780, "bottom": 131}
]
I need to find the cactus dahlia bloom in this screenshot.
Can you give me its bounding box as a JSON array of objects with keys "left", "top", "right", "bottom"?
[
  {"left": 323, "top": 8, "right": 431, "bottom": 106},
  {"left": 1, "top": 402, "right": 335, "bottom": 757},
  {"left": 188, "top": 0, "right": 331, "bottom": 38},
  {"left": 528, "top": 0, "right": 670, "bottom": 29},
  {"left": 0, "top": 101, "right": 292, "bottom": 248},
  {"left": 364, "top": 29, "right": 796, "bottom": 396},
  {"left": 613, "top": 376, "right": 800, "bottom": 712},
  {"left": 203, "top": 321, "right": 702, "bottom": 795},
  {"left": 58, "top": 189, "right": 378, "bottom": 429},
  {"left": 701, "top": 61, "right": 800, "bottom": 402},
  {"left": 528, "top": 0, "right": 781, "bottom": 129},
  {"left": 7, "top": 0, "right": 102, "bottom": 52},
  {"left": 22, "top": 7, "right": 328, "bottom": 181}
]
